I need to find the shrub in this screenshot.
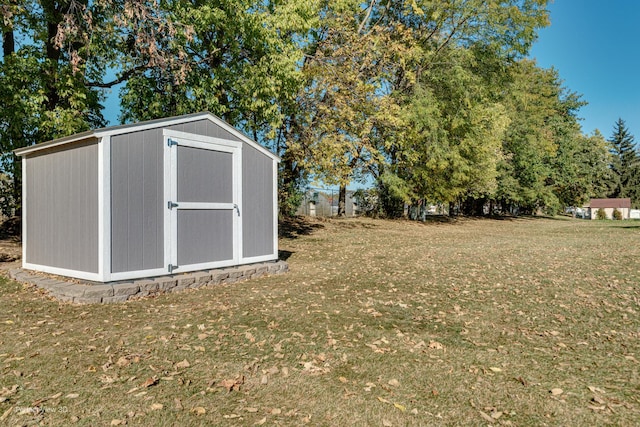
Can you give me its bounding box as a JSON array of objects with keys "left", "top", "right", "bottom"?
[
  {"left": 613, "top": 208, "right": 623, "bottom": 220},
  {"left": 596, "top": 208, "right": 607, "bottom": 220}
]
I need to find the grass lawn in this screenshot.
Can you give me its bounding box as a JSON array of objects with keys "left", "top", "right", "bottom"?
[{"left": 1, "top": 216, "right": 639, "bottom": 426}]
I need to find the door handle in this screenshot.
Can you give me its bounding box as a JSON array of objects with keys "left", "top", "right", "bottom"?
[{"left": 234, "top": 204, "right": 240, "bottom": 216}]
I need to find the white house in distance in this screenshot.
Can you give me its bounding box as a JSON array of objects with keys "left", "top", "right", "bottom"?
[{"left": 585, "top": 198, "right": 631, "bottom": 220}]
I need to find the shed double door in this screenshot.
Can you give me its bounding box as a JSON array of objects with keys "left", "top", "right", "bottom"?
[{"left": 165, "top": 131, "right": 242, "bottom": 274}]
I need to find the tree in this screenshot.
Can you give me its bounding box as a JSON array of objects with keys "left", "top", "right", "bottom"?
[
  {"left": 608, "top": 118, "right": 639, "bottom": 203},
  {"left": 292, "top": 7, "right": 404, "bottom": 216},
  {"left": 1, "top": 0, "right": 316, "bottom": 216},
  {"left": 0, "top": 0, "right": 198, "bottom": 215},
  {"left": 553, "top": 130, "right": 611, "bottom": 209}
]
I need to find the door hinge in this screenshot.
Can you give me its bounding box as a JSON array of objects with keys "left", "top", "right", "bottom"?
[
  {"left": 168, "top": 263, "right": 177, "bottom": 273},
  {"left": 167, "top": 138, "right": 178, "bottom": 147},
  {"left": 168, "top": 201, "right": 179, "bottom": 210},
  {"left": 234, "top": 203, "right": 240, "bottom": 216}
]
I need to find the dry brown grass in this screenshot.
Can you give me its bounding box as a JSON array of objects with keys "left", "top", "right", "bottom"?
[{"left": 1, "top": 216, "right": 639, "bottom": 426}]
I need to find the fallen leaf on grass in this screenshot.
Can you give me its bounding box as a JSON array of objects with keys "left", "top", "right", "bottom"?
[
  {"left": 191, "top": 407, "right": 206, "bottom": 415},
  {"left": 1, "top": 407, "right": 13, "bottom": 422},
  {"left": 116, "top": 357, "right": 130, "bottom": 367},
  {"left": 218, "top": 376, "right": 245, "bottom": 392},
  {"left": 394, "top": 403, "right": 406, "bottom": 412},
  {"left": 550, "top": 388, "right": 563, "bottom": 396},
  {"left": 388, "top": 379, "right": 400, "bottom": 387},
  {"left": 245, "top": 407, "right": 259, "bottom": 413},
  {"left": 110, "top": 419, "right": 125, "bottom": 426},
  {"left": 428, "top": 341, "right": 444, "bottom": 350},
  {"left": 489, "top": 367, "right": 502, "bottom": 373},
  {"left": 141, "top": 377, "right": 158, "bottom": 388},
  {"left": 479, "top": 410, "right": 495, "bottom": 423},
  {"left": 0, "top": 385, "right": 18, "bottom": 400},
  {"left": 65, "top": 393, "right": 80, "bottom": 399},
  {"left": 175, "top": 359, "right": 190, "bottom": 369},
  {"left": 150, "top": 403, "right": 163, "bottom": 411},
  {"left": 588, "top": 386, "right": 605, "bottom": 394},
  {"left": 255, "top": 417, "right": 267, "bottom": 425},
  {"left": 174, "top": 398, "right": 183, "bottom": 410}
]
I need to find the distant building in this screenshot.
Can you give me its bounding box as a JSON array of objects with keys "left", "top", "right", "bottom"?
[
  {"left": 296, "top": 188, "right": 359, "bottom": 217},
  {"left": 585, "top": 198, "right": 631, "bottom": 219}
]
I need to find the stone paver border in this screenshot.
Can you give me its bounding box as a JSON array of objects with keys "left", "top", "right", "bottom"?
[{"left": 8, "top": 260, "right": 288, "bottom": 304}]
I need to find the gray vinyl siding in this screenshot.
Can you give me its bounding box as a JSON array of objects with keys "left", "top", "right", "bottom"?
[
  {"left": 177, "top": 210, "right": 233, "bottom": 265},
  {"left": 166, "top": 119, "right": 241, "bottom": 142},
  {"left": 242, "top": 145, "right": 275, "bottom": 258},
  {"left": 110, "top": 129, "right": 164, "bottom": 273},
  {"left": 25, "top": 140, "right": 99, "bottom": 273}
]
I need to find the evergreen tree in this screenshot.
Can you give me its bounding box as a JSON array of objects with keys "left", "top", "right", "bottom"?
[{"left": 608, "top": 118, "right": 639, "bottom": 202}]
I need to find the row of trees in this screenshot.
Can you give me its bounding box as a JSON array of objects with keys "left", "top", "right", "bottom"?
[{"left": 0, "top": 0, "right": 633, "bottom": 218}]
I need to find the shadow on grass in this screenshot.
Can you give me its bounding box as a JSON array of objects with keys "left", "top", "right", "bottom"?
[
  {"left": 278, "top": 250, "right": 294, "bottom": 261},
  {"left": 0, "top": 216, "right": 21, "bottom": 241},
  {"left": 411, "top": 214, "right": 522, "bottom": 224},
  {"left": 279, "top": 216, "right": 324, "bottom": 239}
]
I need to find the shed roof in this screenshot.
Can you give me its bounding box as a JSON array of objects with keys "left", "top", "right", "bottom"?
[
  {"left": 14, "top": 112, "right": 280, "bottom": 161},
  {"left": 588, "top": 198, "right": 631, "bottom": 209}
]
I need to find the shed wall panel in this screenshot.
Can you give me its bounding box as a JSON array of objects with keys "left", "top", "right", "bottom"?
[
  {"left": 177, "top": 146, "right": 233, "bottom": 203},
  {"left": 25, "top": 140, "right": 99, "bottom": 273},
  {"left": 110, "top": 129, "right": 164, "bottom": 273},
  {"left": 166, "top": 119, "right": 241, "bottom": 142},
  {"left": 242, "top": 145, "right": 275, "bottom": 258},
  {"left": 177, "top": 210, "right": 233, "bottom": 265}
]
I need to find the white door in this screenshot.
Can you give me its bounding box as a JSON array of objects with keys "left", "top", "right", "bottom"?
[{"left": 164, "top": 130, "right": 242, "bottom": 274}]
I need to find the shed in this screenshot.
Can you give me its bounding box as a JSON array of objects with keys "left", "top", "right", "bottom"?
[
  {"left": 585, "top": 198, "right": 631, "bottom": 220},
  {"left": 15, "top": 112, "right": 280, "bottom": 282}
]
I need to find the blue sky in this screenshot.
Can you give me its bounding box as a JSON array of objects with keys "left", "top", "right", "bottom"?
[{"left": 529, "top": 0, "right": 640, "bottom": 140}]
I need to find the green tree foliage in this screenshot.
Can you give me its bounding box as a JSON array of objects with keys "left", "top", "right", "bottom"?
[
  {"left": 613, "top": 208, "right": 622, "bottom": 220},
  {"left": 553, "top": 130, "right": 611, "bottom": 209},
  {"left": 0, "top": 0, "right": 620, "bottom": 219},
  {"left": 608, "top": 118, "right": 639, "bottom": 205}
]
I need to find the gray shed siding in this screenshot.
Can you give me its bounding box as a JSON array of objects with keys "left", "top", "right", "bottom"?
[
  {"left": 110, "top": 129, "right": 164, "bottom": 273},
  {"left": 242, "top": 145, "right": 275, "bottom": 258},
  {"left": 177, "top": 146, "right": 233, "bottom": 203},
  {"left": 25, "top": 140, "right": 99, "bottom": 273},
  {"left": 167, "top": 119, "right": 241, "bottom": 142},
  {"left": 177, "top": 210, "right": 233, "bottom": 265}
]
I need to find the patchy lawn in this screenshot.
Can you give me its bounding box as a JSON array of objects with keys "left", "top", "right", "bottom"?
[{"left": 1, "top": 216, "right": 639, "bottom": 426}]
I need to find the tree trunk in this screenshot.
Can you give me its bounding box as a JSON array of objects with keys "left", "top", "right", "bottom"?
[
  {"left": 338, "top": 184, "right": 346, "bottom": 216},
  {"left": 41, "top": 0, "right": 63, "bottom": 124},
  {"left": 2, "top": 29, "right": 14, "bottom": 58}
]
